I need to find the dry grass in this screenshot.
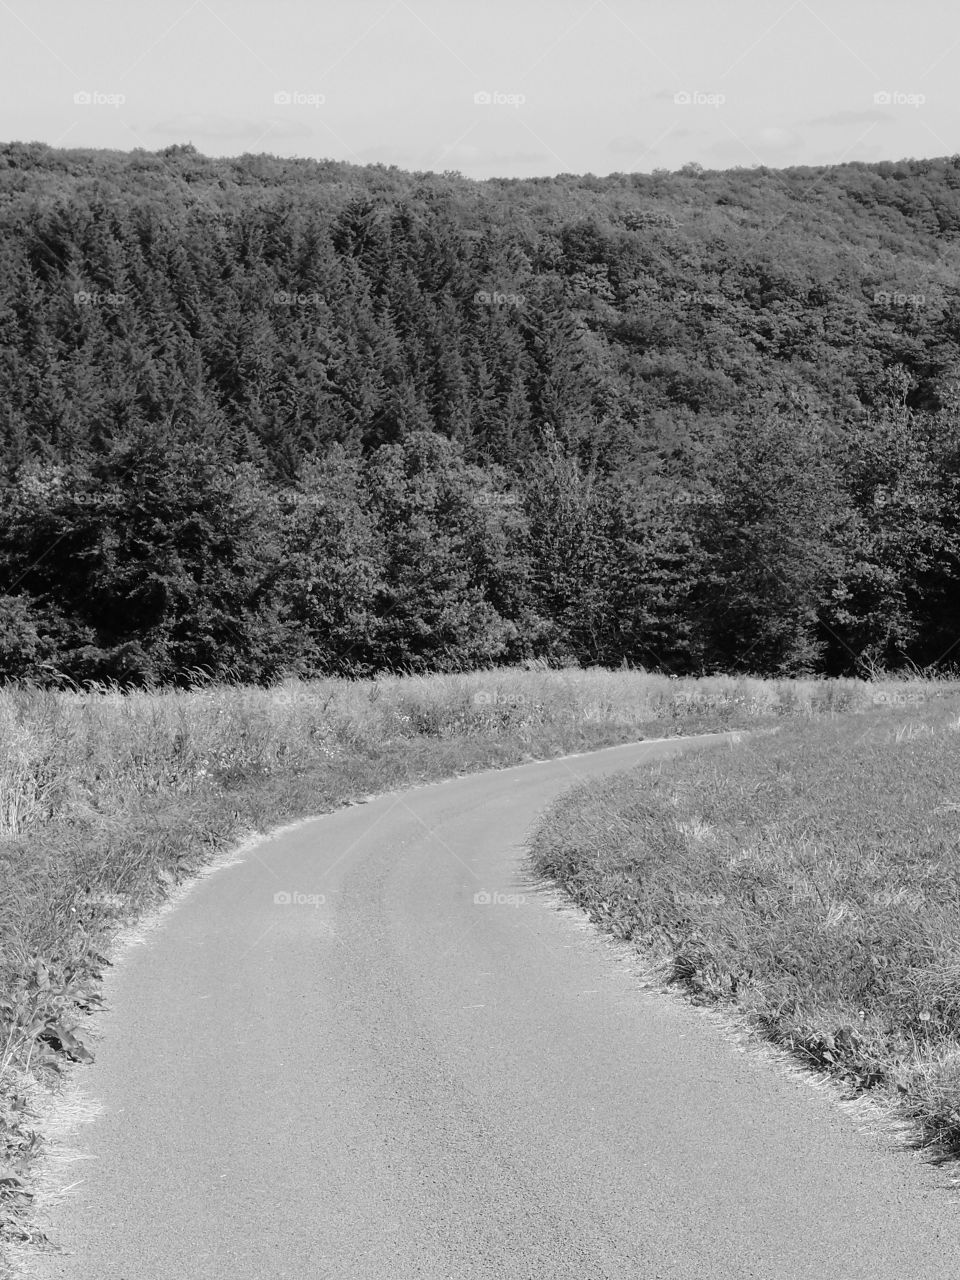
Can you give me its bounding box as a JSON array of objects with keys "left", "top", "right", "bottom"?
[
  {"left": 0, "top": 666, "right": 949, "bottom": 1259},
  {"left": 528, "top": 685, "right": 960, "bottom": 1161}
]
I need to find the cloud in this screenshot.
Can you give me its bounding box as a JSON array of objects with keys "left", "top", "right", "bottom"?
[
  {"left": 355, "top": 144, "right": 412, "bottom": 165},
  {"left": 608, "top": 134, "right": 649, "bottom": 154},
  {"left": 429, "top": 142, "right": 548, "bottom": 169},
  {"left": 488, "top": 149, "right": 548, "bottom": 164},
  {"left": 701, "top": 124, "right": 805, "bottom": 164},
  {"left": 804, "top": 109, "right": 892, "bottom": 127},
  {"left": 435, "top": 142, "right": 483, "bottom": 163},
  {"left": 757, "top": 125, "right": 804, "bottom": 152},
  {"left": 147, "top": 112, "right": 314, "bottom": 141},
  {"left": 608, "top": 134, "right": 668, "bottom": 161}
]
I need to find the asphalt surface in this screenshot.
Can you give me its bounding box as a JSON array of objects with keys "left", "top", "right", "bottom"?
[{"left": 24, "top": 734, "right": 960, "bottom": 1279}]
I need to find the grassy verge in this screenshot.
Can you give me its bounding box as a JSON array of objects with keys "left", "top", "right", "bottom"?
[
  {"left": 528, "top": 688, "right": 960, "bottom": 1162},
  {"left": 0, "top": 667, "right": 954, "bottom": 1259}
]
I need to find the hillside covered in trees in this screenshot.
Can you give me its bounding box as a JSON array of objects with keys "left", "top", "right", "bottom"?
[{"left": 2, "top": 141, "right": 960, "bottom": 683}]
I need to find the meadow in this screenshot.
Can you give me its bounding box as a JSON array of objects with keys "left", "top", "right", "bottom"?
[
  {"left": 529, "top": 685, "right": 960, "bottom": 1159},
  {"left": 0, "top": 667, "right": 952, "bottom": 1254}
]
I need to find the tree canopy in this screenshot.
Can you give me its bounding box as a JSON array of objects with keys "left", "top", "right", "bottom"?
[{"left": 2, "top": 142, "right": 960, "bottom": 683}]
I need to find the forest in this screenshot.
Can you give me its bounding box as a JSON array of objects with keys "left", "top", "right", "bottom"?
[{"left": 2, "top": 140, "right": 960, "bottom": 683}]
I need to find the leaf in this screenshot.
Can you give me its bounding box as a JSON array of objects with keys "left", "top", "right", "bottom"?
[
  {"left": 40, "top": 1022, "right": 95, "bottom": 1064},
  {"left": 0, "top": 1176, "right": 33, "bottom": 1208}
]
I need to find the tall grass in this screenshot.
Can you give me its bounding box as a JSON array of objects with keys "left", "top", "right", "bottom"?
[
  {"left": 0, "top": 669, "right": 880, "bottom": 839},
  {"left": 0, "top": 667, "right": 953, "bottom": 1255},
  {"left": 528, "top": 688, "right": 960, "bottom": 1158}
]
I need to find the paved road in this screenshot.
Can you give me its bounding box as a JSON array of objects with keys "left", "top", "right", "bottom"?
[{"left": 24, "top": 735, "right": 960, "bottom": 1279}]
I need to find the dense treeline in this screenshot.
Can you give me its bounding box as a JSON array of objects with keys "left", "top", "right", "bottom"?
[{"left": 1, "top": 141, "right": 960, "bottom": 682}]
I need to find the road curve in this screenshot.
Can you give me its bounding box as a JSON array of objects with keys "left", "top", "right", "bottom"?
[{"left": 24, "top": 734, "right": 960, "bottom": 1279}]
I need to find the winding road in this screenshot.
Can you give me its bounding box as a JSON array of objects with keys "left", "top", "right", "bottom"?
[{"left": 24, "top": 734, "right": 960, "bottom": 1279}]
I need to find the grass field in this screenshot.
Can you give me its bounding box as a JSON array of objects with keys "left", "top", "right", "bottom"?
[
  {"left": 0, "top": 667, "right": 953, "bottom": 1259},
  {"left": 528, "top": 686, "right": 960, "bottom": 1160}
]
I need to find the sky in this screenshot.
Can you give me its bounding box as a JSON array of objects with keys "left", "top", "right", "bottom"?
[{"left": 2, "top": 0, "right": 959, "bottom": 179}]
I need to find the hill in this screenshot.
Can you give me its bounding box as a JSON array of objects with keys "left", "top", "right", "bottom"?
[{"left": 1, "top": 143, "right": 959, "bottom": 682}]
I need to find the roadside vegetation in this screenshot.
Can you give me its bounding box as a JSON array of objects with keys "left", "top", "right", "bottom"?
[
  {"left": 0, "top": 667, "right": 941, "bottom": 1257},
  {"left": 529, "top": 684, "right": 960, "bottom": 1160}
]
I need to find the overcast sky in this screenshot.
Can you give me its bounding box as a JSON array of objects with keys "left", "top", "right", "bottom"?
[{"left": 2, "top": 0, "right": 958, "bottom": 178}]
